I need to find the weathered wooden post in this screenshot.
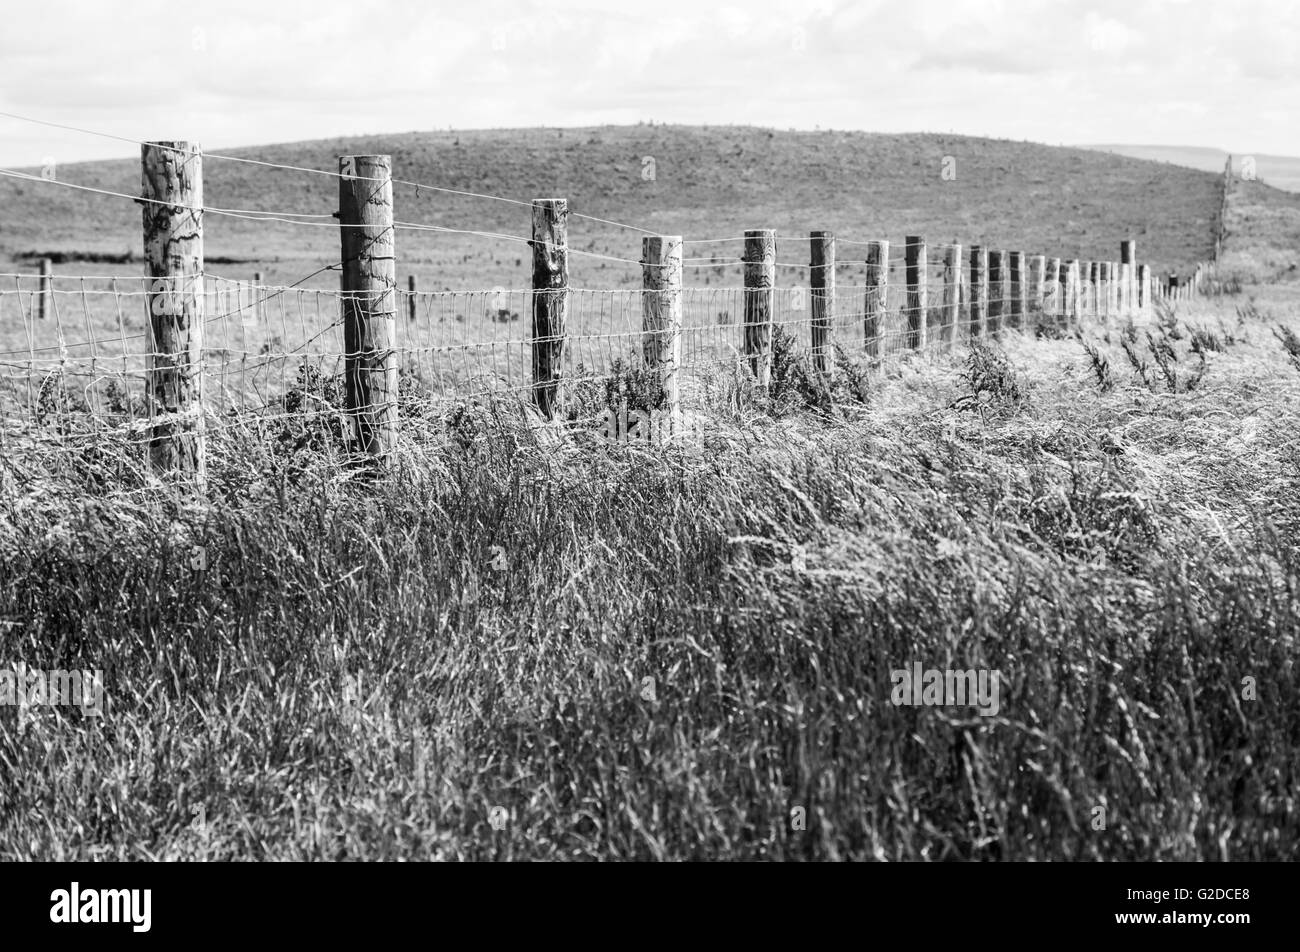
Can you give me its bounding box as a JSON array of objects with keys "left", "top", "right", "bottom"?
[
  {"left": 743, "top": 229, "right": 776, "bottom": 386},
  {"left": 810, "top": 231, "right": 834, "bottom": 376},
  {"left": 1008, "top": 251, "right": 1026, "bottom": 332},
  {"left": 943, "top": 243, "right": 962, "bottom": 346},
  {"left": 530, "top": 198, "right": 568, "bottom": 419},
  {"left": 1120, "top": 240, "right": 1136, "bottom": 316},
  {"left": 1137, "top": 263, "right": 1150, "bottom": 314},
  {"left": 339, "top": 154, "right": 398, "bottom": 456},
  {"left": 1100, "top": 261, "right": 1111, "bottom": 318},
  {"left": 863, "top": 240, "right": 888, "bottom": 357},
  {"left": 904, "top": 236, "right": 927, "bottom": 349},
  {"left": 1065, "top": 261, "right": 1075, "bottom": 327},
  {"left": 987, "top": 250, "right": 1005, "bottom": 337},
  {"left": 142, "top": 141, "right": 205, "bottom": 479},
  {"left": 407, "top": 274, "right": 417, "bottom": 322},
  {"left": 38, "top": 258, "right": 51, "bottom": 321},
  {"left": 642, "top": 235, "right": 683, "bottom": 432},
  {"left": 1070, "top": 259, "right": 1083, "bottom": 327},
  {"left": 969, "top": 245, "right": 987, "bottom": 337},
  {"left": 1046, "top": 257, "right": 1061, "bottom": 327},
  {"left": 1030, "top": 254, "right": 1046, "bottom": 329},
  {"left": 252, "top": 271, "right": 264, "bottom": 323},
  {"left": 1089, "top": 262, "right": 1100, "bottom": 319}
]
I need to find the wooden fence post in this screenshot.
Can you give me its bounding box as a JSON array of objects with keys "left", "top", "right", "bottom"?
[
  {"left": 969, "top": 245, "right": 987, "bottom": 337},
  {"left": 1008, "top": 251, "right": 1026, "bottom": 332},
  {"left": 1046, "top": 257, "right": 1061, "bottom": 327},
  {"left": 407, "top": 274, "right": 417, "bottom": 322},
  {"left": 642, "top": 235, "right": 683, "bottom": 432},
  {"left": 142, "top": 141, "right": 205, "bottom": 478},
  {"left": 1030, "top": 254, "right": 1046, "bottom": 329},
  {"left": 810, "top": 231, "right": 834, "bottom": 376},
  {"left": 988, "top": 250, "right": 1005, "bottom": 337},
  {"left": 943, "top": 243, "right": 962, "bottom": 346},
  {"left": 1070, "top": 259, "right": 1083, "bottom": 327},
  {"left": 1089, "top": 262, "right": 1100, "bottom": 319},
  {"left": 1137, "top": 263, "right": 1149, "bottom": 313},
  {"left": 1061, "top": 260, "right": 1074, "bottom": 331},
  {"left": 252, "top": 271, "right": 263, "bottom": 324},
  {"left": 864, "top": 240, "right": 888, "bottom": 358},
  {"left": 1100, "top": 261, "right": 1111, "bottom": 318},
  {"left": 339, "top": 154, "right": 398, "bottom": 457},
  {"left": 743, "top": 229, "right": 776, "bottom": 386},
  {"left": 1120, "top": 240, "right": 1136, "bottom": 316},
  {"left": 904, "top": 236, "right": 927, "bottom": 349},
  {"left": 530, "top": 198, "right": 569, "bottom": 419},
  {"left": 38, "top": 258, "right": 51, "bottom": 321}
]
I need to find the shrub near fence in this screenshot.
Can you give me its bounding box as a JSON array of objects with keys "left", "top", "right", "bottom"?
[{"left": 0, "top": 143, "right": 1189, "bottom": 482}]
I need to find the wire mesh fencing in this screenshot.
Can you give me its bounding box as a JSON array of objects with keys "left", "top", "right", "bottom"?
[{"left": 0, "top": 255, "right": 1110, "bottom": 472}]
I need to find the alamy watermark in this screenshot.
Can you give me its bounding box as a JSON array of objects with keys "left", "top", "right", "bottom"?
[
  {"left": 0, "top": 663, "right": 105, "bottom": 722},
  {"left": 890, "top": 662, "right": 1002, "bottom": 716}
]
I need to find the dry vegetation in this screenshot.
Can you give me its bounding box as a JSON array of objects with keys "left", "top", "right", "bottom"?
[{"left": 0, "top": 283, "right": 1297, "bottom": 860}]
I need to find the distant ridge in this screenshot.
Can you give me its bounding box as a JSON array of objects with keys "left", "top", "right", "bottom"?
[
  {"left": 1082, "top": 144, "right": 1300, "bottom": 193},
  {"left": 0, "top": 125, "right": 1225, "bottom": 279}
]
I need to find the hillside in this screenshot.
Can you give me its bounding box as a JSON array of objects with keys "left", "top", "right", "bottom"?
[
  {"left": 1084, "top": 144, "right": 1300, "bottom": 194},
  {"left": 0, "top": 125, "right": 1223, "bottom": 290}
]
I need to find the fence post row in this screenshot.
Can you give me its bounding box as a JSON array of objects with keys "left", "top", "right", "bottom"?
[
  {"left": 863, "top": 239, "right": 888, "bottom": 358},
  {"left": 338, "top": 154, "right": 398, "bottom": 458},
  {"left": 141, "top": 140, "right": 205, "bottom": 480},
  {"left": 943, "top": 243, "right": 962, "bottom": 346},
  {"left": 531, "top": 198, "right": 569, "bottom": 420},
  {"left": 809, "top": 231, "right": 834, "bottom": 377},
  {"left": 905, "top": 236, "right": 926, "bottom": 349},
  {"left": 969, "top": 245, "right": 987, "bottom": 337},
  {"left": 642, "top": 235, "right": 683, "bottom": 433}
]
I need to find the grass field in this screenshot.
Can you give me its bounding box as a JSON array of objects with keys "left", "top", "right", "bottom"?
[
  {"left": 0, "top": 126, "right": 1297, "bottom": 861},
  {"left": 1, "top": 281, "right": 1298, "bottom": 860}
]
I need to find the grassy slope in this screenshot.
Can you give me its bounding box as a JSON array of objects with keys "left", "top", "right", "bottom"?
[
  {"left": 1219, "top": 175, "right": 1300, "bottom": 282},
  {"left": 1085, "top": 144, "right": 1300, "bottom": 195},
  {"left": 0, "top": 125, "right": 1221, "bottom": 291}
]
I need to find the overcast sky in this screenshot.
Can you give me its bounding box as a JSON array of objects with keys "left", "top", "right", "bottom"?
[{"left": 1, "top": 0, "right": 1296, "bottom": 167}]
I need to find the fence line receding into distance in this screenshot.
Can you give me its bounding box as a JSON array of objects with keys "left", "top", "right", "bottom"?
[{"left": 0, "top": 141, "right": 1219, "bottom": 480}]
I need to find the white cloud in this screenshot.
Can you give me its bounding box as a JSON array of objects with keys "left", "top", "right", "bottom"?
[{"left": 0, "top": 0, "right": 1298, "bottom": 165}]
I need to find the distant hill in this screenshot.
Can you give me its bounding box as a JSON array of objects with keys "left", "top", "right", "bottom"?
[
  {"left": 0, "top": 125, "right": 1224, "bottom": 289},
  {"left": 1083, "top": 144, "right": 1300, "bottom": 194}
]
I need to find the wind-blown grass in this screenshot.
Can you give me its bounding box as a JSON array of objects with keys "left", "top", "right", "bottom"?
[{"left": 0, "top": 291, "right": 1297, "bottom": 861}]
